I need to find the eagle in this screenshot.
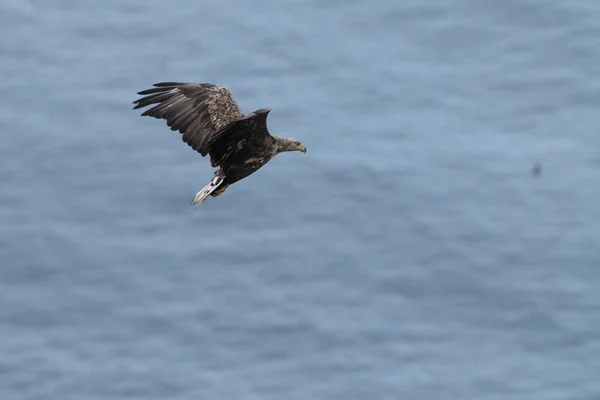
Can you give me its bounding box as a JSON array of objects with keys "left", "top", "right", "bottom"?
[{"left": 132, "top": 82, "right": 307, "bottom": 207}]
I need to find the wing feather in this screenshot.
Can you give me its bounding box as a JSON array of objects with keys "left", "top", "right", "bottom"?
[
  {"left": 132, "top": 82, "right": 246, "bottom": 156},
  {"left": 208, "top": 108, "right": 272, "bottom": 167}
]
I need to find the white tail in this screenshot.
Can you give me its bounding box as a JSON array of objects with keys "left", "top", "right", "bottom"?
[{"left": 190, "top": 174, "right": 225, "bottom": 208}]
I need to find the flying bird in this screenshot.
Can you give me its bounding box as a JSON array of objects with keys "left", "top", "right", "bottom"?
[
  {"left": 531, "top": 161, "right": 542, "bottom": 176},
  {"left": 132, "top": 82, "right": 306, "bottom": 207}
]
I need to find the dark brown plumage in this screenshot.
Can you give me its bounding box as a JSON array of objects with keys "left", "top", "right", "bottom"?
[{"left": 132, "top": 82, "right": 306, "bottom": 207}]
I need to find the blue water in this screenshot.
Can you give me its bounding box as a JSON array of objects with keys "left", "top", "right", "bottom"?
[{"left": 1, "top": 0, "right": 599, "bottom": 398}]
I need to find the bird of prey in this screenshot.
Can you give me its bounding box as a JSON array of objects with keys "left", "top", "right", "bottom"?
[{"left": 132, "top": 82, "right": 306, "bottom": 207}]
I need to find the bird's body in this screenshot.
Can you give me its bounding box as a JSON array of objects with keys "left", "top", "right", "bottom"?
[{"left": 132, "top": 82, "right": 306, "bottom": 207}]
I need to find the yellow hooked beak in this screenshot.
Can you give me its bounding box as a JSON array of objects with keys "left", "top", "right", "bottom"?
[{"left": 297, "top": 143, "right": 307, "bottom": 153}]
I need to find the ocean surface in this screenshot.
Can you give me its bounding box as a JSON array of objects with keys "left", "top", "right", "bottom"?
[{"left": 1, "top": 0, "right": 599, "bottom": 398}]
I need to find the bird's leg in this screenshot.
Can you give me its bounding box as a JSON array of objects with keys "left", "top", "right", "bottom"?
[{"left": 210, "top": 184, "right": 228, "bottom": 197}]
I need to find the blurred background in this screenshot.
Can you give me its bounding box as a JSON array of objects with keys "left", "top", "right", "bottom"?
[{"left": 1, "top": 0, "right": 599, "bottom": 398}]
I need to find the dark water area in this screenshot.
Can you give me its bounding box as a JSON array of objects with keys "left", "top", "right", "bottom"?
[{"left": 1, "top": 0, "right": 599, "bottom": 398}]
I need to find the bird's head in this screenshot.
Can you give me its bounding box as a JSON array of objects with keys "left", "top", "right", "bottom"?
[{"left": 278, "top": 137, "right": 307, "bottom": 154}]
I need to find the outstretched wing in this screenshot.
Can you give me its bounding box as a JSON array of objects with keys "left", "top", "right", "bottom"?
[{"left": 132, "top": 82, "right": 246, "bottom": 156}]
